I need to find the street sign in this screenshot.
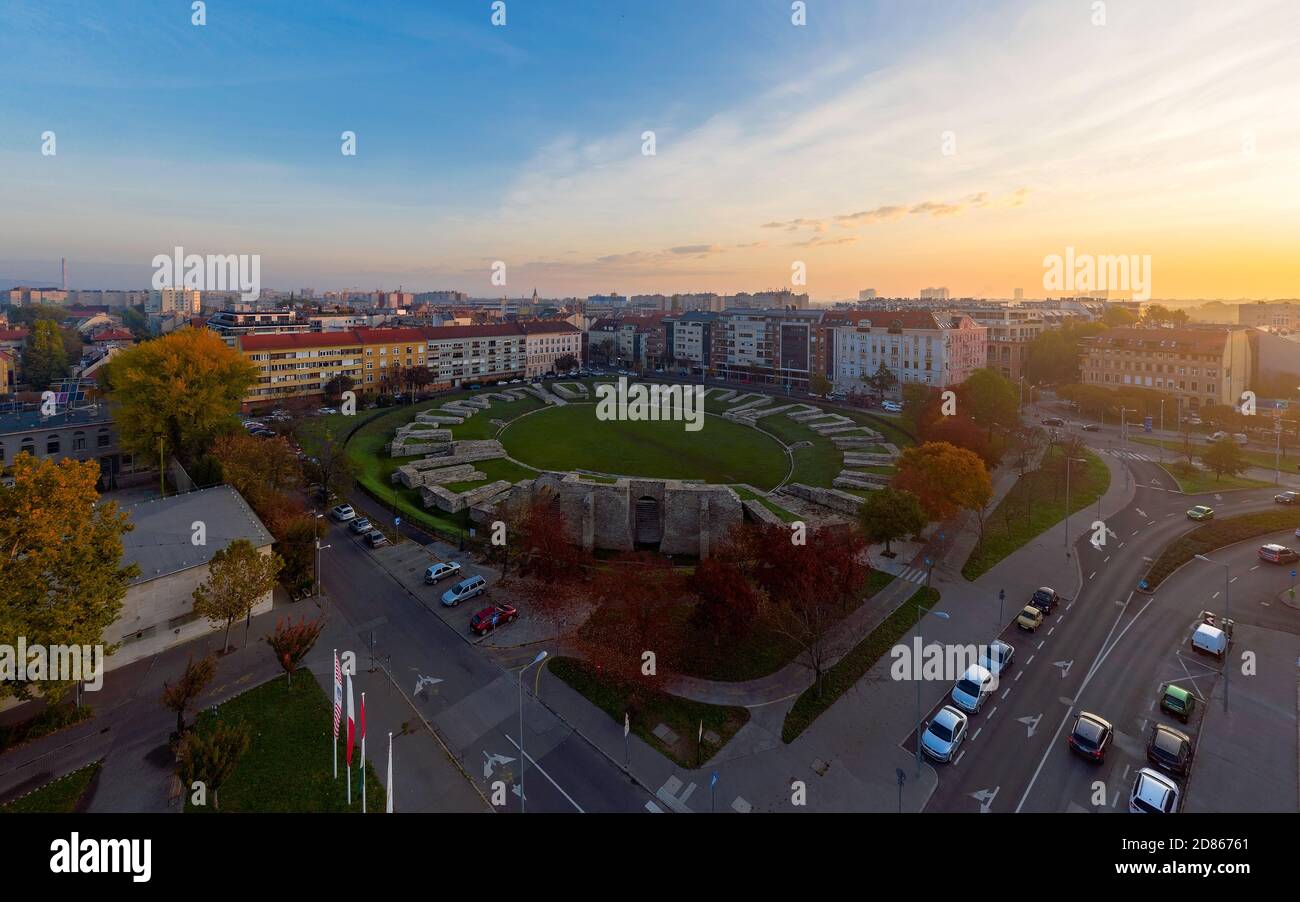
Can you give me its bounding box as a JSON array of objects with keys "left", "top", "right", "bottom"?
[
  {"left": 1143, "top": 416, "right": 1153, "bottom": 433},
  {"left": 394, "top": 516, "right": 401, "bottom": 527}
]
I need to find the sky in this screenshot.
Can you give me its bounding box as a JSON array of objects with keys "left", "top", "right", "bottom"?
[{"left": 1, "top": 0, "right": 1298, "bottom": 300}]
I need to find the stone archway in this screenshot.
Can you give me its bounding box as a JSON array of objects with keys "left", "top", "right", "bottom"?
[{"left": 634, "top": 496, "right": 662, "bottom": 547}]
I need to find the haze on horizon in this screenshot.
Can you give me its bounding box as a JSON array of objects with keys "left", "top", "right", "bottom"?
[{"left": 1, "top": 0, "right": 1297, "bottom": 300}]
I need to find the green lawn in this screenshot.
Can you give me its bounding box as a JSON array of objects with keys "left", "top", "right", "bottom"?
[
  {"left": 962, "top": 447, "right": 1111, "bottom": 581},
  {"left": 500, "top": 403, "right": 790, "bottom": 489},
  {"left": 546, "top": 657, "right": 748, "bottom": 768},
  {"left": 751, "top": 414, "right": 843, "bottom": 487},
  {"left": 1, "top": 761, "right": 100, "bottom": 813},
  {"left": 782, "top": 586, "right": 939, "bottom": 743},
  {"left": 1144, "top": 509, "right": 1300, "bottom": 589},
  {"left": 1159, "top": 463, "right": 1271, "bottom": 494},
  {"left": 1132, "top": 435, "right": 1295, "bottom": 481},
  {"left": 449, "top": 395, "right": 546, "bottom": 440},
  {"left": 729, "top": 485, "right": 799, "bottom": 522},
  {"left": 185, "top": 672, "right": 384, "bottom": 813}
]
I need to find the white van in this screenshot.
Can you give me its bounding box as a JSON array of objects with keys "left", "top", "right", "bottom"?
[{"left": 1191, "top": 623, "right": 1228, "bottom": 658}]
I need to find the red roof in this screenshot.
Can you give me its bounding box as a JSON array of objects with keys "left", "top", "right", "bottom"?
[
  {"left": 0, "top": 328, "right": 29, "bottom": 341},
  {"left": 353, "top": 327, "right": 435, "bottom": 344},
  {"left": 425, "top": 323, "right": 523, "bottom": 340},
  {"left": 92, "top": 328, "right": 134, "bottom": 342}
]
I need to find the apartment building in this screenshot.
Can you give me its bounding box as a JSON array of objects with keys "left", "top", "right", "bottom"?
[
  {"left": 663, "top": 311, "right": 718, "bottom": 369},
  {"left": 426, "top": 323, "right": 526, "bottom": 385},
  {"left": 356, "top": 327, "right": 430, "bottom": 391},
  {"left": 239, "top": 331, "right": 366, "bottom": 407},
  {"left": 830, "top": 311, "right": 987, "bottom": 393},
  {"left": 588, "top": 315, "right": 668, "bottom": 370},
  {"left": 957, "top": 306, "right": 1044, "bottom": 381},
  {"left": 207, "top": 309, "right": 310, "bottom": 345},
  {"left": 710, "top": 308, "right": 823, "bottom": 391},
  {"left": 1238, "top": 301, "right": 1300, "bottom": 331},
  {"left": 1078, "top": 327, "right": 1252, "bottom": 411},
  {"left": 519, "top": 320, "right": 584, "bottom": 376}
]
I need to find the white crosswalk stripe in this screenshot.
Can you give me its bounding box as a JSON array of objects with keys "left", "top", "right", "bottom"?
[
  {"left": 898, "top": 566, "right": 929, "bottom": 585},
  {"left": 1106, "top": 449, "right": 1153, "bottom": 461}
]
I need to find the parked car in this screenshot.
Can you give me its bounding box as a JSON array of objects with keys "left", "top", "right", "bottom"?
[
  {"left": 978, "top": 639, "right": 1014, "bottom": 676},
  {"left": 424, "top": 561, "right": 463, "bottom": 584},
  {"left": 470, "top": 603, "right": 518, "bottom": 636},
  {"left": 1015, "top": 605, "right": 1044, "bottom": 631},
  {"left": 1029, "top": 587, "right": 1059, "bottom": 615},
  {"left": 1041, "top": 416, "right": 1065, "bottom": 427},
  {"left": 349, "top": 517, "right": 372, "bottom": 534},
  {"left": 441, "top": 575, "right": 487, "bottom": 607},
  {"left": 1129, "top": 767, "right": 1181, "bottom": 813},
  {"left": 1146, "top": 724, "right": 1194, "bottom": 778},
  {"left": 317, "top": 407, "right": 338, "bottom": 416},
  {"left": 1159, "top": 683, "right": 1196, "bottom": 724},
  {"left": 1259, "top": 543, "right": 1298, "bottom": 564},
  {"left": 919, "top": 705, "right": 968, "bottom": 763},
  {"left": 330, "top": 504, "right": 356, "bottom": 522},
  {"left": 1186, "top": 505, "right": 1214, "bottom": 521},
  {"left": 1191, "top": 621, "right": 1231, "bottom": 659},
  {"left": 950, "top": 664, "right": 995, "bottom": 714},
  {"left": 1067, "top": 711, "right": 1113, "bottom": 762},
  {"left": 364, "top": 530, "right": 389, "bottom": 548},
  {"left": 1274, "top": 491, "right": 1299, "bottom": 504},
  {"left": 881, "top": 400, "right": 903, "bottom": 413}
]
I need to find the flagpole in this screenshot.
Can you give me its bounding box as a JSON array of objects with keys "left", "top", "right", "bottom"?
[
  {"left": 361, "top": 692, "right": 367, "bottom": 814},
  {"left": 386, "top": 732, "right": 394, "bottom": 813},
  {"left": 332, "top": 649, "right": 339, "bottom": 780}
]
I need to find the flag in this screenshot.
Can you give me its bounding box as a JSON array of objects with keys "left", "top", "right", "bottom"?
[
  {"left": 623, "top": 712, "right": 630, "bottom": 737},
  {"left": 332, "top": 650, "right": 342, "bottom": 740},
  {"left": 360, "top": 692, "right": 367, "bottom": 814},
  {"left": 386, "top": 732, "right": 394, "bottom": 813},
  {"left": 346, "top": 673, "right": 355, "bottom": 767}
]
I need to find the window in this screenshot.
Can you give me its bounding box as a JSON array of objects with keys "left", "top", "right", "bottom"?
[
  {"left": 46, "top": 434, "right": 60, "bottom": 455},
  {"left": 73, "top": 431, "right": 86, "bottom": 451},
  {"left": 98, "top": 428, "right": 111, "bottom": 448}
]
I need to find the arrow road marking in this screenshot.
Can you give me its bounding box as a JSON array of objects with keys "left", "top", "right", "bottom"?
[
  {"left": 414, "top": 674, "right": 444, "bottom": 696},
  {"left": 482, "top": 751, "right": 516, "bottom": 779},
  {"left": 1054, "top": 660, "right": 1073, "bottom": 678},
  {"left": 1017, "top": 714, "right": 1042, "bottom": 738},
  {"left": 971, "top": 786, "right": 999, "bottom": 813},
  {"left": 1135, "top": 508, "right": 1147, "bottom": 519}
]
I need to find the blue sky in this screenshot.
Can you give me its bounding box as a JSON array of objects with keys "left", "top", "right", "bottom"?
[{"left": 2, "top": 0, "right": 1298, "bottom": 298}]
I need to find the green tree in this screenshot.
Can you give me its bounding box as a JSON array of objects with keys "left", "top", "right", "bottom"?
[
  {"left": 21, "top": 319, "right": 69, "bottom": 390},
  {"left": 809, "top": 372, "right": 832, "bottom": 397},
  {"left": 1101, "top": 306, "right": 1137, "bottom": 326},
  {"left": 863, "top": 362, "right": 898, "bottom": 400},
  {"left": 858, "top": 487, "right": 927, "bottom": 554},
  {"left": 101, "top": 329, "right": 258, "bottom": 467},
  {"left": 192, "top": 539, "right": 284, "bottom": 653},
  {"left": 0, "top": 454, "right": 137, "bottom": 702},
  {"left": 176, "top": 718, "right": 251, "bottom": 811},
  {"left": 960, "top": 368, "right": 1020, "bottom": 439},
  {"left": 1201, "top": 438, "right": 1248, "bottom": 480}
]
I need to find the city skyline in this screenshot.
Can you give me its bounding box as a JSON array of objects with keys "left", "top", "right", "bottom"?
[{"left": 2, "top": 0, "right": 1298, "bottom": 299}]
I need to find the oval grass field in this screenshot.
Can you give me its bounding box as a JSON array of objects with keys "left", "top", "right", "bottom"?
[{"left": 499, "top": 402, "right": 791, "bottom": 490}]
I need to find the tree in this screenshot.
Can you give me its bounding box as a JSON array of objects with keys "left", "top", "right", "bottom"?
[
  {"left": 577, "top": 552, "right": 684, "bottom": 688},
  {"left": 302, "top": 426, "right": 356, "bottom": 503},
  {"left": 690, "top": 555, "right": 761, "bottom": 643},
  {"left": 176, "top": 718, "right": 251, "bottom": 811},
  {"left": 858, "top": 487, "right": 927, "bottom": 554},
  {"left": 21, "top": 319, "right": 68, "bottom": 390},
  {"left": 1024, "top": 321, "right": 1106, "bottom": 386},
  {"left": 406, "top": 365, "right": 434, "bottom": 395},
  {"left": 266, "top": 616, "right": 324, "bottom": 686},
  {"left": 211, "top": 432, "right": 302, "bottom": 510},
  {"left": 323, "top": 374, "right": 355, "bottom": 404},
  {"left": 192, "top": 539, "right": 284, "bottom": 653},
  {"left": 864, "top": 362, "right": 898, "bottom": 400},
  {"left": 1202, "top": 438, "right": 1248, "bottom": 480},
  {"left": 0, "top": 453, "right": 137, "bottom": 703},
  {"left": 101, "top": 329, "right": 258, "bottom": 467},
  {"left": 809, "top": 372, "right": 832, "bottom": 397},
  {"left": 960, "top": 368, "right": 1020, "bottom": 440},
  {"left": 556, "top": 353, "right": 579, "bottom": 373},
  {"left": 160, "top": 654, "right": 217, "bottom": 741},
  {"left": 1101, "top": 306, "right": 1137, "bottom": 327},
  {"left": 894, "top": 441, "right": 993, "bottom": 522}
]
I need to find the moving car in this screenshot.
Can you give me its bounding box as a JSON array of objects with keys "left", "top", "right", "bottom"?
[
  {"left": 1274, "top": 491, "right": 1299, "bottom": 504},
  {"left": 1081, "top": 423, "right": 1100, "bottom": 431},
  {"left": 978, "top": 639, "right": 1014, "bottom": 676},
  {"left": 1185, "top": 505, "right": 1214, "bottom": 521},
  {"left": 470, "top": 603, "right": 518, "bottom": 636},
  {"left": 1129, "top": 768, "right": 1181, "bottom": 813},
  {"left": 1029, "top": 587, "right": 1059, "bottom": 615},
  {"left": 1146, "top": 724, "right": 1194, "bottom": 778},
  {"left": 441, "top": 575, "right": 487, "bottom": 607},
  {"left": 1067, "top": 712, "right": 1113, "bottom": 762},
  {"left": 1259, "top": 543, "right": 1298, "bottom": 563},
  {"left": 950, "top": 665, "right": 995, "bottom": 714},
  {"left": 1041, "top": 416, "right": 1065, "bottom": 427},
  {"left": 1015, "top": 605, "right": 1044, "bottom": 631},
  {"left": 330, "top": 504, "right": 356, "bottom": 522},
  {"left": 364, "top": 530, "right": 389, "bottom": 548},
  {"left": 919, "top": 705, "right": 968, "bottom": 763},
  {"left": 349, "top": 517, "right": 372, "bottom": 535},
  {"left": 1159, "top": 683, "right": 1196, "bottom": 723},
  {"left": 881, "top": 400, "right": 903, "bottom": 413},
  {"left": 424, "top": 561, "right": 463, "bottom": 584}
]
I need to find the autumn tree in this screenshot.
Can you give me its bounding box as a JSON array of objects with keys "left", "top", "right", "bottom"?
[
  {"left": 101, "top": 329, "right": 258, "bottom": 467},
  {"left": 556, "top": 353, "right": 580, "bottom": 373},
  {"left": 577, "top": 552, "right": 684, "bottom": 690},
  {"left": 21, "top": 319, "right": 68, "bottom": 390},
  {"left": 192, "top": 539, "right": 284, "bottom": 653},
  {"left": 211, "top": 432, "right": 303, "bottom": 511},
  {"left": 302, "top": 426, "right": 355, "bottom": 503},
  {"left": 267, "top": 616, "right": 324, "bottom": 686},
  {"left": 809, "top": 372, "right": 832, "bottom": 397},
  {"left": 690, "top": 555, "right": 761, "bottom": 643},
  {"left": 176, "top": 719, "right": 251, "bottom": 811},
  {"left": 0, "top": 454, "right": 137, "bottom": 702},
  {"left": 858, "top": 487, "right": 927, "bottom": 555},
  {"left": 894, "top": 441, "right": 993, "bottom": 522},
  {"left": 161, "top": 654, "right": 217, "bottom": 741},
  {"left": 864, "top": 362, "right": 898, "bottom": 400},
  {"left": 1202, "top": 437, "right": 1248, "bottom": 480}
]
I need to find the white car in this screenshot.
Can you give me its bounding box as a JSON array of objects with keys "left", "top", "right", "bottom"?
[
  {"left": 920, "top": 705, "right": 968, "bottom": 763},
  {"left": 978, "top": 640, "right": 1015, "bottom": 676},
  {"left": 424, "top": 561, "right": 462, "bottom": 584},
  {"left": 330, "top": 504, "right": 356, "bottom": 522},
  {"left": 950, "top": 664, "right": 995, "bottom": 714},
  {"left": 349, "top": 517, "right": 372, "bottom": 534},
  {"left": 881, "top": 400, "right": 903, "bottom": 413},
  {"left": 1129, "top": 767, "right": 1180, "bottom": 813}
]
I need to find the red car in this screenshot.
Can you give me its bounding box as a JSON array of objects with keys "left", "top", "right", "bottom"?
[{"left": 470, "top": 603, "right": 518, "bottom": 636}]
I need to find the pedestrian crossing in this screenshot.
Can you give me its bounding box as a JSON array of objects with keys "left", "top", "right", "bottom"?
[
  {"left": 896, "top": 566, "right": 930, "bottom": 585},
  {"left": 1106, "top": 449, "right": 1155, "bottom": 461}
]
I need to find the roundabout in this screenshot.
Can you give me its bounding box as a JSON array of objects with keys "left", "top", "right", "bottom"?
[{"left": 498, "top": 402, "right": 791, "bottom": 490}]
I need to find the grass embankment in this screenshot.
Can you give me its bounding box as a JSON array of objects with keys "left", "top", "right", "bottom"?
[
  {"left": 962, "top": 447, "right": 1110, "bottom": 581},
  {"left": 782, "top": 586, "right": 939, "bottom": 743},
  {"left": 547, "top": 658, "right": 748, "bottom": 768},
  {"left": 1131, "top": 434, "right": 1299, "bottom": 473},
  {"left": 1, "top": 761, "right": 101, "bottom": 813},
  {"left": 729, "top": 485, "right": 799, "bottom": 522},
  {"left": 1160, "top": 464, "right": 1271, "bottom": 494},
  {"left": 0, "top": 703, "right": 92, "bottom": 753},
  {"left": 1144, "top": 509, "right": 1300, "bottom": 589},
  {"left": 185, "top": 673, "right": 383, "bottom": 813}
]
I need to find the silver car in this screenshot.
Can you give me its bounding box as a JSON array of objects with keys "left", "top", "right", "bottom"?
[
  {"left": 978, "top": 640, "right": 1015, "bottom": 676},
  {"left": 920, "top": 705, "right": 968, "bottom": 763},
  {"left": 951, "top": 664, "right": 995, "bottom": 714},
  {"left": 1129, "top": 767, "right": 1180, "bottom": 813}
]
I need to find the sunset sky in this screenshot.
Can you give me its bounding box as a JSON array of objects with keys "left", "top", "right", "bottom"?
[{"left": 1, "top": 0, "right": 1297, "bottom": 299}]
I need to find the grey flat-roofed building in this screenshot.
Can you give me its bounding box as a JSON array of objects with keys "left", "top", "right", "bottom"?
[{"left": 0, "top": 404, "right": 144, "bottom": 489}]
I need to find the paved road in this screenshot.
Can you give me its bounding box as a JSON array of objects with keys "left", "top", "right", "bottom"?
[{"left": 920, "top": 443, "right": 1296, "bottom": 813}]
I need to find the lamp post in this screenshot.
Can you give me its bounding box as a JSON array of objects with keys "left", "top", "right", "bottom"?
[
  {"left": 1063, "top": 456, "right": 1088, "bottom": 555},
  {"left": 1159, "top": 399, "right": 1165, "bottom": 460},
  {"left": 1193, "top": 555, "right": 1229, "bottom": 713},
  {"left": 314, "top": 511, "right": 330, "bottom": 598},
  {"left": 518, "top": 650, "right": 549, "bottom": 812},
  {"left": 914, "top": 605, "right": 951, "bottom": 777}
]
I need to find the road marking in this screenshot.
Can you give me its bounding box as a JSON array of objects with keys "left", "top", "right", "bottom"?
[
  {"left": 1212, "top": 591, "right": 1220, "bottom": 599},
  {"left": 1122, "top": 764, "right": 1131, "bottom": 782},
  {"left": 1054, "top": 660, "right": 1074, "bottom": 678},
  {"left": 1111, "top": 790, "right": 1120, "bottom": 808},
  {"left": 1229, "top": 576, "right": 1238, "bottom": 583},
  {"left": 954, "top": 750, "right": 967, "bottom": 766},
  {"left": 1017, "top": 713, "right": 1042, "bottom": 737},
  {"left": 504, "top": 734, "right": 585, "bottom": 813},
  {"left": 1146, "top": 520, "right": 1155, "bottom": 526},
  {"left": 1015, "top": 670, "right": 1024, "bottom": 682},
  {"left": 1037, "top": 640, "right": 1045, "bottom": 650},
  {"left": 1250, "top": 565, "right": 1260, "bottom": 571},
  {"left": 1104, "top": 556, "right": 1111, "bottom": 563},
  {"left": 1089, "top": 571, "right": 1096, "bottom": 580},
  {"left": 1136, "top": 508, "right": 1148, "bottom": 519},
  {"left": 971, "top": 786, "right": 999, "bottom": 813},
  {"left": 1048, "top": 626, "right": 1056, "bottom": 636},
  {"left": 1026, "top": 655, "right": 1035, "bottom": 666},
  {"left": 1001, "top": 688, "right": 1011, "bottom": 699},
  {"left": 988, "top": 706, "right": 998, "bottom": 720},
  {"left": 971, "top": 727, "right": 982, "bottom": 741},
  {"left": 1131, "top": 530, "right": 1141, "bottom": 537},
  {"left": 1166, "top": 512, "right": 1176, "bottom": 517},
  {"left": 1118, "top": 542, "right": 1125, "bottom": 549}
]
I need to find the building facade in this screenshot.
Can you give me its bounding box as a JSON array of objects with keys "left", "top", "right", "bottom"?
[
  {"left": 1078, "top": 327, "right": 1252, "bottom": 411},
  {"left": 519, "top": 321, "right": 583, "bottom": 376},
  {"left": 829, "top": 311, "right": 987, "bottom": 393}
]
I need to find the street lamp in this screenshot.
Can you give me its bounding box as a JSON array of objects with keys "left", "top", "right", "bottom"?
[
  {"left": 1063, "top": 456, "right": 1088, "bottom": 554},
  {"left": 314, "top": 512, "right": 330, "bottom": 598},
  {"left": 1194, "top": 554, "right": 1229, "bottom": 713},
  {"left": 518, "top": 650, "right": 549, "bottom": 812},
  {"left": 914, "top": 605, "right": 951, "bottom": 777}
]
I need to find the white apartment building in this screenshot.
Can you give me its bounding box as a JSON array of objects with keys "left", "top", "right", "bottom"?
[
  {"left": 519, "top": 321, "right": 583, "bottom": 376},
  {"left": 425, "top": 323, "right": 526, "bottom": 385},
  {"left": 830, "top": 311, "right": 986, "bottom": 393}
]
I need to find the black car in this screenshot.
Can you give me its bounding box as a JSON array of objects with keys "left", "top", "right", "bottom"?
[
  {"left": 1030, "top": 587, "right": 1059, "bottom": 615},
  {"left": 1146, "top": 723, "right": 1193, "bottom": 778},
  {"left": 1067, "top": 712, "right": 1113, "bottom": 762},
  {"left": 1041, "top": 416, "right": 1065, "bottom": 427},
  {"left": 1081, "top": 423, "right": 1100, "bottom": 432}
]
